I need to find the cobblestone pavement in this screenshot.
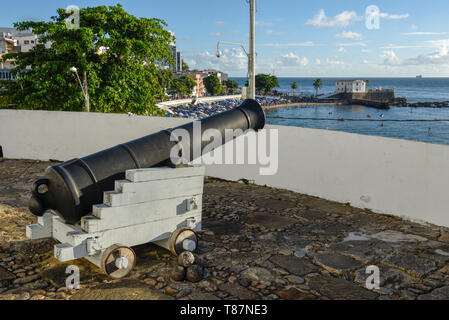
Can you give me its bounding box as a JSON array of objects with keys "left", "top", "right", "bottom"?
[{"left": 1, "top": 159, "right": 449, "bottom": 300}]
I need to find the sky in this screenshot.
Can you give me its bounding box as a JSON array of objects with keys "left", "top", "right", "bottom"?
[{"left": 1, "top": 0, "right": 449, "bottom": 77}]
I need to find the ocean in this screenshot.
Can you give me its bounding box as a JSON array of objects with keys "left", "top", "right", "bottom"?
[
  {"left": 230, "top": 77, "right": 449, "bottom": 103},
  {"left": 230, "top": 77, "right": 449, "bottom": 146}
]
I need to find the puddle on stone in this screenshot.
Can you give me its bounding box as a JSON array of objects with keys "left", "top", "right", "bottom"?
[
  {"left": 294, "top": 248, "right": 309, "bottom": 258},
  {"left": 371, "top": 230, "right": 428, "bottom": 243},
  {"left": 343, "top": 232, "right": 370, "bottom": 242},
  {"left": 435, "top": 249, "right": 449, "bottom": 257}
]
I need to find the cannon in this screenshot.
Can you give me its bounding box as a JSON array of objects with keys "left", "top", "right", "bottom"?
[
  {"left": 29, "top": 99, "right": 265, "bottom": 225},
  {"left": 26, "top": 99, "right": 265, "bottom": 279}
]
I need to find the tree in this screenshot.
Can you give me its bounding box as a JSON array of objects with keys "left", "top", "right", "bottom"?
[
  {"left": 203, "top": 75, "right": 223, "bottom": 96},
  {"left": 170, "top": 76, "right": 196, "bottom": 98},
  {"left": 255, "top": 74, "right": 279, "bottom": 94},
  {"left": 365, "top": 79, "right": 370, "bottom": 86},
  {"left": 2, "top": 4, "right": 174, "bottom": 115},
  {"left": 182, "top": 60, "right": 189, "bottom": 71},
  {"left": 291, "top": 81, "right": 298, "bottom": 93},
  {"left": 155, "top": 68, "right": 174, "bottom": 100},
  {"left": 222, "top": 79, "right": 239, "bottom": 94},
  {"left": 313, "top": 78, "right": 323, "bottom": 96}
]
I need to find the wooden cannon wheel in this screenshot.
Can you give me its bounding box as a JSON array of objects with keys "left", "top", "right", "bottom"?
[
  {"left": 169, "top": 228, "right": 199, "bottom": 256},
  {"left": 101, "top": 244, "right": 136, "bottom": 279}
]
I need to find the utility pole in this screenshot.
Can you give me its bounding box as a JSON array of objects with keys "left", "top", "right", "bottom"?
[{"left": 248, "top": 0, "right": 256, "bottom": 100}]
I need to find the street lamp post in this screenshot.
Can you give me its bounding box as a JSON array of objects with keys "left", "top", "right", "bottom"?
[
  {"left": 70, "top": 66, "right": 90, "bottom": 112},
  {"left": 216, "top": 0, "right": 256, "bottom": 100},
  {"left": 248, "top": 0, "right": 256, "bottom": 100}
]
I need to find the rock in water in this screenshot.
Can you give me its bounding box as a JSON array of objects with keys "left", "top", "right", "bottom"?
[
  {"left": 186, "top": 265, "right": 204, "bottom": 283},
  {"left": 170, "top": 266, "right": 186, "bottom": 282},
  {"left": 178, "top": 252, "right": 195, "bottom": 268}
]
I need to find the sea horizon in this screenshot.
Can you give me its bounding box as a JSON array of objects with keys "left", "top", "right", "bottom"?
[{"left": 230, "top": 77, "right": 449, "bottom": 103}]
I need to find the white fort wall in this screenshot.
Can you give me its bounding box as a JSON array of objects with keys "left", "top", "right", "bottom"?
[{"left": 1, "top": 109, "right": 448, "bottom": 227}]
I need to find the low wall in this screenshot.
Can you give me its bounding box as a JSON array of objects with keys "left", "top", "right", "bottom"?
[{"left": 1, "top": 109, "right": 448, "bottom": 227}]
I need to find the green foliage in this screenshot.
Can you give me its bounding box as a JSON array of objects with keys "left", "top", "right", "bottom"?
[
  {"left": 291, "top": 81, "right": 298, "bottom": 91},
  {"left": 223, "top": 79, "right": 239, "bottom": 94},
  {"left": 203, "top": 75, "right": 223, "bottom": 96},
  {"left": 365, "top": 79, "right": 371, "bottom": 86},
  {"left": 170, "top": 76, "right": 196, "bottom": 97},
  {"left": 313, "top": 78, "right": 323, "bottom": 96},
  {"left": 156, "top": 68, "right": 174, "bottom": 100},
  {"left": 3, "top": 4, "right": 175, "bottom": 115},
  {"left": 255, "top": 74, "right": 279, "bottom": 93},
  {"left": 182, "top": 60, "right": 189, "bottom": 71},
  {"left": 0, "top": 93, "right": 10, "bottom": 109}
]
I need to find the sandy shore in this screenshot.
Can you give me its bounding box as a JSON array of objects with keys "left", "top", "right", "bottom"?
[{"left": 263, "top": 102, "right": 343, "bottom": 110}]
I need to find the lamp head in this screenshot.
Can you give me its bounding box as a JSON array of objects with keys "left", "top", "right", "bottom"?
[
  {"left": 216, "top": 50, "right": 221, "bottom": 58},
  {"left": 70, "top": 67, "right": 77, "bottom": 73}
]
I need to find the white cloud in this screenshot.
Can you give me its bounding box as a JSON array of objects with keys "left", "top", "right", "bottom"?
[
  {"left": 210, "top": 32, "right": 222, "bottom": 37},
  {"left": 306, "top": 9, "right": 361, "bottom": 27},
  {"left": 381, "top": 50, "right": 400, "bottom": 66},
  {"left": 259, "top": 41, "right": 316, "bottom": 47},
  {"left": 265, "top": 29, "right": 283, "bottom": 36},
  {"left": 325, "top": 58, "right": 345, "bottom": 65},
  {"left": 381, "top": 44, "right": 431, "bottom": 49},
  {"left": 402, "top": 32, "right": 447, "bottom": 36},
  {"left": 338, "top": 42, "right": 367, "bottom": 47},
  {"left": 216, "top": 21, "right": 226, "bottom": 25},
  {"left": 380, "top": 13, "right": 409, "bottom": 20},
  {"left": 403, "top": 39, "right": 449, "bottom": 65},
  {"left": 185, "top": 48, "right": 248, "bottom": 73},
  {"left": 256, "top": 21, "right": 274, "bottom": 27},
  {"left": 276, "top": 53, "right": 309, "bottom": 67},
  {"left": 336, "top": 31, "right": 362, "bottom": 39},
  {"left": 338, "top": 47, "right": 347, "bottom": 53},
  {"left": 361, "top": 49, "right": 373, "bottom": 53}
]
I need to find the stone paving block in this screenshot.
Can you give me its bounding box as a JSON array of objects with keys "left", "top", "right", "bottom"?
[
  {"left": 275, "top": 287, "right": 318, "bottom": 300},
  {"left": 383, "top": 253, "right": 438, "bottom": 278},
  {"left": 418, "top": 286, "right": 449, "bottom": 300},
  {"left": 244, "top": 213, "right": 298, "bottom": 229},
  {"left": 203, "top": 220, "right": 245, "bottom": 236},
  {"left": 256, "top": 198, "right": 297, "bottom": 210},
  {"left": 70, "top": 280, "right": 174, "bottom": 300},
  {"left": 308, "top": 276, "right": 378, "bottom": 300},
  {"left": 269, "top": 255, "right": 319, "bottom": 276},
  {"left": 0, "top": 266, "right": 15, "bottom": 282},
  {"left": 329, "top": 239, "right": 394, "bottom": 262},
  {"left": 240, "top": 267, "right": 275, "bottom": 283},
  {"left": 372, "top": 230, "right": 428, "bottom": 243},
  {"left": 218, "top": 283, "right": 259, "bottom": 300},
  {"left": 313, "top": 253, "right": 364, "bottom": 275}
]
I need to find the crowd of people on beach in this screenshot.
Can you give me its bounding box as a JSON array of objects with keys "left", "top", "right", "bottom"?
[{"left": 165, "top": 96, "right": 290, "bottom": 119}]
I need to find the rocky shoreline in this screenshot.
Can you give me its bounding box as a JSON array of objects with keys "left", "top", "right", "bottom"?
[{"left": 392, "top": 101, "right": 449, "bottom": 108}]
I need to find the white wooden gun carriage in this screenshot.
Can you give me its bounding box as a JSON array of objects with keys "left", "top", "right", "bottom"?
[{"left": 26, "top": 166, "right": 204, "bottom": 279}]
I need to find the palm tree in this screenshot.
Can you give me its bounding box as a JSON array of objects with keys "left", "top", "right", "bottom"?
[
  {"left": 365, "top": 79, "right": 371, "bottom": 86},
  {"left": 291, "top": 81, "right": 298, "bottom": 95},
  {"left": 313, "top": 78, "right": 322, "bottom": 97}
]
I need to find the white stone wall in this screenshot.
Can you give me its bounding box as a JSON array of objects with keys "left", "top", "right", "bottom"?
[{"left": 1, "top": 109, "right": 448, "bottom": 227}]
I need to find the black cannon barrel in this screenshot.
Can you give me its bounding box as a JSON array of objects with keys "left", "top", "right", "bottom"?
[{"left": 29, "top": 99, "right": 265, "bottom": 224}]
